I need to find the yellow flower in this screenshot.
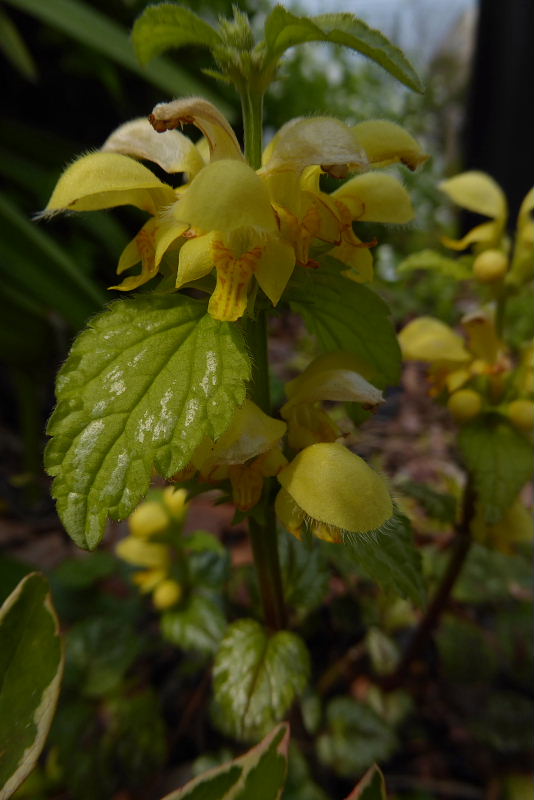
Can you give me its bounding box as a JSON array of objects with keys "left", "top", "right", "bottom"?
[
  {"left": 280, "top": 352, "right": 383, "bottom": 450},
  {"left": 275, "top": 442, "right": 394, "bottom": 542},
  {"left": 261, "top": 118, "right": 424, "bottom": 280},
  {"left": 161, "top": 159, "right": 295, "bottom": 321},
  {"left": 439, "top": 171, "right": 508, "bottom": 251},
  {"left": 185, "top": 400, "right": 287, "bottom": 510}
]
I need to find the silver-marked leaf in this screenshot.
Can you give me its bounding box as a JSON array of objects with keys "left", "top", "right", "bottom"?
[
  {"left": 161, "top": 594, "right": 226, "bottom": 655},
  {"left": 45, "top": 294, "right": 250, "bottom": 549},
  {"left": 213, "top": 620, "right": 310, "bottom": 742},
  {"left": 132, "top": 2, "right": 221, "bottom": 65},
  {"left": 264, "top": 6, "right": 423, "bottom": 93},
  {"left": 0, "top": 573, "right": 63, "bottom": 800},
  {"left": 161, "top": 723, "right": 289, "bottom": 800},
  {"left": 458, "top": 417, "right": 533, "bottom": 523},
  {"left": 288, "top": 258, "right": 401, "bottom": 387}
]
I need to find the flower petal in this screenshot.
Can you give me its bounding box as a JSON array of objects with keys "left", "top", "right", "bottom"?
[
  {"left": 278, "top": 442, "right": 394, "bottom": 534},
  {"left": 352, "top": 120, "right": 429, "bottom": 170},
  {"left": 149, "top": 96, "right": 243, "bottom": 162},
  {"left": 441, "top": 221, "right": 499, "bottom": 251},
  {"left": 172, "top": 159, "right": 277, "bottom": 234},
  {"left": 43, "top": 152, "right": 175, "bottom": 216},
  {"left": 399, "top": 317, "right": 470, "bottom": 364},
  {"left": 198, "top": 400, "right": 286, "bottom": 467},
  {"left": 282, "top": 368, "right": 383, "bottom": 412},
  {"left": 333, "top": 172, "right": 414, "bottom": 223},
  {"left": 263, "top": 117, "right": 368, "bottom": 174},
  {"left": 255, "top": 238, "right": 295, "bottom": 306},
  {"left": 102, "top": 117, "right": 206, "bottom": 176},
  {"left": 176, "top": 233, "right": 217, "bottom": 287},
  {"left": 439, "top": 171, "right": 507, "bottom": 221}
]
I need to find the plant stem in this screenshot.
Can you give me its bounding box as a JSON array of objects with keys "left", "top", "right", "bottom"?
[
  {"left": 239, "top": 83, "right": 287, "bottom": 631},
  {"left": 382, "top": 480, "right": 476, "bottom": 690}
]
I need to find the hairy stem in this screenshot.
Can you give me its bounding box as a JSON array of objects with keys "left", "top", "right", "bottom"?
[
  {"left": 382, "top": 480, "right": 476, "bottom": 690},
  {"left": 240, "top": 85, "right": 287, "bottom": 631}
]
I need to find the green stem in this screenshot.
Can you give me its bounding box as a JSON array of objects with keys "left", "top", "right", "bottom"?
[{"left": 239, "top": 84, "right": 287, "bottom": 631}]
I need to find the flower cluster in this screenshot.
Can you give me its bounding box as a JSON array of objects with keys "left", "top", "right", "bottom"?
[
  {"left": 116, "top": 486, "right": 188, "bottom": 610},
  {"left": 44, "top": 97, "right": 427, "bottom": 322}
]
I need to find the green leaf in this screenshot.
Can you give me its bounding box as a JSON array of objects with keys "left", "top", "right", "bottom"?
[
  {"left": 264, "top": 6, "right": 423, "bottom": 93},
  {"left": 397, "top": 249, "right": 472, "bottom": 280},
  {"left": 317, "top": 697, "right": 396, "bottom": 779},
  {"left": 344, "top": 764, "right": 387, "bottom": 800},
  {"left": 65, "top": 616, "right": 142, "bottom": 697},
  {"left": 341, "top": 514, "right": 425, "bottom": 605},
  {"left": 132, "top": 2, "right": 221, "bottom": 66},
  {"left": 0, "top": 7, "right": 37, "bottom": 81},
  {"left": 458, "top": 417, "right": 533, "bottom": 523},
  {"left": 213, "top": 620, "right": 310, "bottom": 741},
  {"left": 0, "top": 573, "right": 63, "bottom": 800},
  {"left": 161, "top": 594, "right": 227, "bottom": 655},
  {"left": 161, "top": 723, "right": 289, "bottom": 800},
  {"left": 4, "top": 0, "right": 230, "bottom": 111},
  {"left": 398, "top": 480, "right": 457, "bottom": 523},
  {"left": 288, "top": 259, "right": 401, "bottom": 387},
  {"left": 45, "top": 294, "right": 250, "bottom": 549},
  {"left": 278, "top": 530, "right": 329, "bottom": 618},
  {"left": 52, "top": 552, "right": 117, "bottom": 589}
]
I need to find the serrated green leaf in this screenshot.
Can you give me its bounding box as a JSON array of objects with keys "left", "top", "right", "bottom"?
[
  {"left": 278, "top": 530, "right": 329, "bottom": 618},
  {"left": 0, "top": 573, "right": 63, "bottom": 800},
  {"left": 458, "top": 417, "right": 533, "bottom": 523},
  {"left": 161, "top": 594, "right": 226, "bottom": 654},
  {"left": 264, "top": 6, "right": 423, "bottom": 93},
  {"left": 317, "top": 697, "right": 396, "bottom": 779},
  {"left": 344, "top": 764, "right": 387, "bottom": 800},
  {"left": 45, "top": 294, "right": 250, "bottom": 549},
  {"left": 397, "top": 249, "right": 472, "bottom": 280},
  {"left": 213, "top": 620, "right": 310, "bottom": 741},
  {"left": 341, "top": 515, "right": 425, "bottom": 605},
  {"left": 288, "top": 259, "right": 401, "bottom": 387},
  {"left": 132, "top": 2, "right": 221, "bottom": 66},
  {"left": 161, "top": 723, "right": 289, "bottom": 800}
]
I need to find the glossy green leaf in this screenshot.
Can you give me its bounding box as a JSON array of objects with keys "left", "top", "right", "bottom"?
[
  {"left": 264, "top": 6, "right": 423, "bottom": 93},
  {"left": 0, "top": 7, "right": 37, "bottom": 81},
  {"left": 161, "top": 594, "right": 227, "bottom": 655},
  {"left": 288, "top": 258, "right": 401, "bottom": 387},
  {"left": 161, "top": 723, "right": 289, "bottom": 800},
  {"left": 4, "top": 0, "right": 228, "bottom": 109},
  {"left": 0, "top": 573, "right": 63, "bottom": 800},
  {"left": 398, "top": 249, "right": 472, "bottom": 280},
  {"left": 344, "top": 764, "right": 387, "bottom": 800},
  {"left": 317, "top": 697, "right": 396, "bottom": 779},
  {"left": 341, "top": 514, "right": 425, "bottom": 605},
  {"left": 45, "top": 294, "right": 250, "bottom": 549},
  {"left": 132, "top": 3, "right": 221, "bottom": 66},
  {"left": 458, "top": 417, "right": 533, "bottom": 523},
  {"left": 213, "top": 620, "right": 310, "bottom": 741}
]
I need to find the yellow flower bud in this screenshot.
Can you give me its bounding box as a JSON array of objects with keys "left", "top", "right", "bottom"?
[
  {"left": 506, "top": 399, "right": 534, "bottom": 432},
  {"left": 447, "top": 389, "right": 483, "bottom": 422},
  {"left": 276, "top": 442, "right": 394, "bottom": 540},
  {"left": 473, "top": 249, "right": 508, "bottom": 282},
  {"left": 152, "top": 579, "right": 183, "bottom": 610},
  {"left": 115, "top": 536, "right": 170, "bottom": 568},
  {"left": 129, "top": 501, "right": 170, "bottom": 538},
  {"left": 163, "top": 487, "right": 188, "bottom": 520}
]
